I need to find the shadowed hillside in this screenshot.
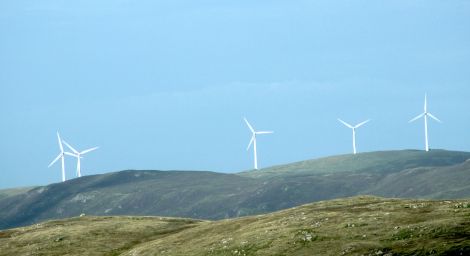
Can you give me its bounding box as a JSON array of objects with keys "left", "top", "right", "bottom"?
[
  {"left": 1, "top": 149, "right": 470, "bottom": 230},
  {"left": 1, "top": 196, "right": 470, "bottom": 256},
  {"left": 0, "top": 187, "right": 33, "bottom": 201},
  {"left": 0, "top": 171, "right": 259, "bottom": 230}
]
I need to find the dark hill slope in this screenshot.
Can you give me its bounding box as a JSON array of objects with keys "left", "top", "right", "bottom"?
[
  {"left": 1, "top": 196, "right": 470, "bottom": 256},
  {"left": 1, "top": 149, "right": 470, "bottom": 230},
  {"left": 0, "top": 187, "right": 33, "bottom": 201},
  {"left": 0, "top": 171, "right": 259, "bottom": 230},
  {"left": 236, "top": 150, "right": 470, "bottom": 212},
  {"left": 367, "top": 158, "right": 470, "bottom": 198}
]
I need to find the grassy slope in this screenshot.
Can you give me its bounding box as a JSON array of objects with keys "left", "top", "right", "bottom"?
[
  {"left": 1, "top": 150, "right": 470, "bottom": 231},
  {"left": 234, "top": 150, "right": 470, "bottom": 215},
  {"left": 366, "top": 159, "right": 470, "bottom": 198},
  {"left": 1, "top": 196, "right": 470, "bottom": 256},
  {"left": 0, "top": 187, "right": 34, "bottom": 201},
  {"left": 241, "top": 149, "right": 470, "bottom": 178},
  {"left": 0, "top": 216, "right": 202, "bottom": 256}
]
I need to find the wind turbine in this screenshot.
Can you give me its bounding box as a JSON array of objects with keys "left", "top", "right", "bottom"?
[
  {"left": 48, "top": 132, "right": 67, "bottom": 182},
  {"left": 244, "top": 118, "right": 273, "bottom": 170},
  {"left": 409, "top": 93, "right": 441, "bottom": 152},
  {"left": 62, "top": 141, "right": 99, "bottom": 177},
  {"left": 338, "top": 118, "right": 370, "bottom": 154}
]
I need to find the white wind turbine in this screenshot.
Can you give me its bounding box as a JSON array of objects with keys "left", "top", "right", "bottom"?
[
  {"left": 338, "top": 118, "right": 370, "bottom": 154},
  {"left": 62, "top": 141, "right": 99, "bottom": 177},
  {"left": 244, "top": 118, "right": 273, "bottom": 170},
  {"left": 409, "top": 93, "right": 441, "bottom": 152},
  {"left": 48, "top": 132, "right": 67, "bottom": 182}
]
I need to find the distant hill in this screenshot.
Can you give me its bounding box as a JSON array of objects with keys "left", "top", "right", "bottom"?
[
  {"left": 0, "top": 187, "right": 33, "bottom": 201},
  {"left": 241, "top": 149, "right": 470, "bottom": 177},
  {"left": 1, "top": 149, "right": 470, "bottom": 230},
  {"left": 0, "top": 171, "right": 259, "bottom": 230},
  {"left": 1, "top": 196, "right": 470, "bottom": 256}
]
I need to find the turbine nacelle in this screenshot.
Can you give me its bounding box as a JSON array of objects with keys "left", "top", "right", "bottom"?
[{"left": 409, "top": 113, "right": 441, "bottom": 124}]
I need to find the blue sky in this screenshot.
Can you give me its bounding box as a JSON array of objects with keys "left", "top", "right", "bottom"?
[{"left": 1, "top": 0, "right": 469, "bottom": 188}]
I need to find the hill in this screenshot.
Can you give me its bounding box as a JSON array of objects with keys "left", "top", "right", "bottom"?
[
  {"left": 1, "top": 196, "right": 469, "bottom": 255},
  {"left": 241, "top": 149, "right": 470, "bottom": 178},
  {"left": 1, "top": 149, "right": 470, "bottom": 230},
  {"left": 0, "top": 187, "right": 33, "bottom": 201},
  {"left": 0, "top": 171, "right": 259, "bottom": 230}
]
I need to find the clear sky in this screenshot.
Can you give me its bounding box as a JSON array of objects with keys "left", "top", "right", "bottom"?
[{"left": 1, "top": 0, "right": 469, "bottom": 189}]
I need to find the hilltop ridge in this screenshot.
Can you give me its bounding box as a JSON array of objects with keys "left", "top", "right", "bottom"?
[{"left": 241, "top": 149, "right": 470, "bottom": 177}]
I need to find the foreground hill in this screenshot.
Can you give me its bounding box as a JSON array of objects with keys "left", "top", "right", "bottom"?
[
  {"left": 1, "top": 149, "right": 470, "bottom": 230},
  {"left": 1, "top": 196, "right": 469, "bottom": 256}
]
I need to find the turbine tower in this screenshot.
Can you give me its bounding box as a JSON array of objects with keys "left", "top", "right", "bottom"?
[
  {"left": 409, "top": 93, "right": 441, "bottom": 152},
  {"left": 244, "top": 118, "right": 273, "bottom": 170},
  {"left": 48, "top": 132, "right": 67, "bottom": 182},
  {"left": 62, "top": 141, "right": 99, "bottom": 177},
  {"left": 338, "top": 119, "right": 370, "bottom": 154}
]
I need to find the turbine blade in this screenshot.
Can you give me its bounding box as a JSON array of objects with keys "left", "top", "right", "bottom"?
[
  {"left": 81, "top": 146, "right": 99, "bottom": 155},
  {"left": 56, "top": 132, "right": 64, "bottom": 152},
  {"left": 62, "top": 140, "right": 79, "bottom": 154},
  {"left": 244, "top": 117, "right": 255, "bottom": 133},
  {"left": 424, "top": 93, "right": 427, "bottom": 112},
  {"left": 338, "top": 118, "right": 353, "bottom": 129},
  {"left": 355, "top": 119, "right": 370, "bottom": 128},
  {"left": 64, "top": 152, "right": 78, "bottom": 157},
  {"left": 409, "top": 113, "right": 424, "bottom": 123},
  {"left": 428, "top": 113, "right": 442, "bottom": 123},
  {"left": 246, "top": 136, "right": 254, "bottom": 151},
  {"left": 48, "top": 154, "right": 62, "bottom": 168},
  {"left": 256, "top": 131, "right": 274, "bottom": 135}
]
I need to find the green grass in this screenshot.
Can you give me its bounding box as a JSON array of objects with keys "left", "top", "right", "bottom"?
[
  {"left": 1, "top": 196, "right": 470, "bottom": 256},
  {"left": 0, "top": 216, "right": 202, "bottom": 256}
]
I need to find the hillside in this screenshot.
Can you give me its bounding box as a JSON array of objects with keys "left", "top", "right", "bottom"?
[
  {"left": 1, "top": 196, "right": 470, "bottom": 256},
  {"left": 0, "top": 171, "right": 259, "bottom": 230},
  {"left": 1, "top": 149, "right": 470, "bottom": 230},
  {"left": 0, "top": 187, "right": 33, "bottom": 201},
  {"left": 241, "top": 149, "right": 470, "bottom": 178}
]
